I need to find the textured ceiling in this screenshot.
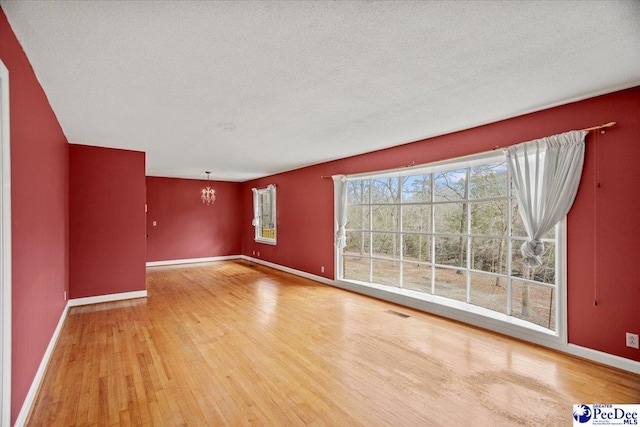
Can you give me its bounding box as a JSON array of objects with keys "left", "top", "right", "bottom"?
[{"left": 2, "top": 1, "right": 640, "bottom": 181}]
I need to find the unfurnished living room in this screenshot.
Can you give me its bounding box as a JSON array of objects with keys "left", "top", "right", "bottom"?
[{"left": 0, "top": 1, "right": 639, "bottom": 426}]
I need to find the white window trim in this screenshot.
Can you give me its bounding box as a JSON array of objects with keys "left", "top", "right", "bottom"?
[
  {"left": 0, "top": 59, "right": 11, "bottom": 427},
  {"left": 334, "top": 150, "right": 566, "bottom": 344},
  {"left": 252, "top": 184, "right": 277, "bottom": 245}
]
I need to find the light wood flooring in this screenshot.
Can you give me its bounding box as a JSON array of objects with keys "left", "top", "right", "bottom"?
[{"left": 28, "top": 260, "right": 640, "bottom": 426}]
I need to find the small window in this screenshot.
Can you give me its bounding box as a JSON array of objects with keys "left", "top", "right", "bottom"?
[{"left": 252, "top": 185, "right": 276, "bottom": 244}]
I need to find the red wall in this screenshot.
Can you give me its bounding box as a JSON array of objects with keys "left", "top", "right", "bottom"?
[
  {"left": 241, "top": 170, "right": 335, "bottom": 278},
  {"left": 242, "top": 87, "right": 640, "bottom": 362},
  {"left": 69, "top": 145, "right": 146, "bottom": 298},
  {"left": 146, "top": 177, "right": 242, "bottom": 262},
  {"left": 0, "top": 8, "right": 70, "bottom": 423}
]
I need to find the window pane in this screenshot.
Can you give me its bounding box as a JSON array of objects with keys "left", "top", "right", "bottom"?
[
  {"left": 470, "top": 274, "right": 507, "bottom": 314},
  {"left": 469, "top": 161, "right": 508, "bottom": 199},
  {"left": 470, "top": 200, "right": 507, "bottom": 235},
  {"left": 371, "top": 205, "right": 399, "bottom": 232},
  {"left": 511, "top": 280, "right": 556, "bottom": 331},
  {"left": 345, "top": 231, "right": 370, "bottom": 256},
  {"left": 346, "top": 205, "right": 369, "bottom": 230},
  {"left": 343, "top": 256, "right": 370, "bottom": 283},
  {"left": 402, "top": 234, "right": 431, "bottom": 263},
  {"left": 402, "top": 262, "right": 432, "bottom": 293},
  {"left": 259, "top": 192, "right": 274, "bottom": 228},
  {"left": 260, "top": 227, "right": 275, "bottom": 240},
  {"left": 434, "top": 169, "right": 467, "bottom": 201},
  {"left": 402, "top": 174, "right": 431, "bottom": 202},
  {"left": 511, "top": 199, "right": 528, "bottom": 238},
  {"left": 372, "top": 259, "right": 400, "bottom": 287},
  {"left": 511, "top": 240, "right": 526, "bottom": 279},
  {"left": 371, "top": 178, "right": 399, "bottom": 203},
  {"left": 434, "top": 267, "right": 466, "bottom": 302},
  {"left": 371, "top": 232, "right": 400, "bottom": 259},
  {"left": 511, "top": 240, "right": 555, "bottom": 284},
  {"left": 258, "top": 189, "right": 275, "bottom": 241},
  {"left": 434, "top": 236, "right": 467, "bottom": 267},
  {"left": 434, "top": 202, "right": 466, "bottom": 234},
  {"left": 402, "top": 205, "right": 431, "bottom": 233},
  {"left": 471, "top": 237, "right": 507, "bottom": 275},
  {"left": 535, "top": 242, "right": 556, "bottom": 284},
  {"left": 348, "top": 179, "right": 369, "bottom": 205}
]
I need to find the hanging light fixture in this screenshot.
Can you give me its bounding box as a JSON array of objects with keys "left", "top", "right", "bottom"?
[{"left": 201, "top": 171, "right": 216, "bottom": 205}]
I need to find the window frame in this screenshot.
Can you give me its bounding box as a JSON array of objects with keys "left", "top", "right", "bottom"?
[
  {"left": 335, "top": 150, "right": 566, "bottom": 339},
  {"left": 253, "top": 185, "right": 277, "bottom": 245}
]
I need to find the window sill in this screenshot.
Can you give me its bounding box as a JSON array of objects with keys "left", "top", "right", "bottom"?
[
  {"left": 336, "top": 278, "right": 559, "bottom": 340},
  {"left": 255, "top": 238, "right": 276, "bottom": 246}
]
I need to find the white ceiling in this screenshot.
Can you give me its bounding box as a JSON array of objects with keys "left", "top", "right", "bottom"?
[{"left": 2, "top": 1, "right": 640, "bottom": 181}]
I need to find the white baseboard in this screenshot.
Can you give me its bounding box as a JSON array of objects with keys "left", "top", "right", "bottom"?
[
  {"left": 68, "top": 290, "right": 147, "bottom": 307},
  {"left": 241, "top": 256, "right": 640, "bottom": 375},
  {"left": 146, "top": 255, "right": 240, "bottom": 267},
  {"left": 566, "top": 344, "right": 640, "bottom": 375},
  {"left": 14, "top": 303, "right": 69, "bottom": 427},
  {"left": 240, "top": 256, "right": 335, "bottom": 286}
]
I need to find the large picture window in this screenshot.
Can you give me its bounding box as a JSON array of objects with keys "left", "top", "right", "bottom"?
[
  {"left": 339, "top": 152, "right": 562, "bottom": 333},
  {"left": 252, "top": 185, "right": 276, "bottom": 244}
]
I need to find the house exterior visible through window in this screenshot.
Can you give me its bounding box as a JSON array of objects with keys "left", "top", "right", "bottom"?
[
  {"left": 337, "top": 151, "right": 563, "bottom": 335},
  {"left": 252, "top": 185, "right": 276, "bottom": 244}
]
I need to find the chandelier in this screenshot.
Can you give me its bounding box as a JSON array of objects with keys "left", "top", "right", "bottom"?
[{"left": 201, "top": 171, "right": 216, "bottom": 205}]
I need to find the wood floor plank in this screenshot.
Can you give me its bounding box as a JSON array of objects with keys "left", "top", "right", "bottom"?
[{"left": 27, "top": 260, "right": 640, "bottom": 426}]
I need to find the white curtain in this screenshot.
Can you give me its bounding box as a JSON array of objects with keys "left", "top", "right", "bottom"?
[
  {"left": 251, "top": 188, "right": 259, "bottom": 227},
  {"left": 505, "top": 130, "right": 587, "bottom": 268},
  {"left": 332, "top": 175, "right": 348, "bottom": 249}
]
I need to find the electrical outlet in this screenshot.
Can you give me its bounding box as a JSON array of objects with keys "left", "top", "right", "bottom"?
[
  {"left": 626, "top": 333, "right": 639, "bottom": 349},
  {"left": 321, "top": 266, "right": 325, "bottom": 273},
  {"left": 257, "top": 251, "right": 260, "bottom": 257},
  {"left": 252, "top": 250, "right": 255, "bottom": 255},
  {"left": 64, "top": 291, "right": 67, "bottom": 301}
]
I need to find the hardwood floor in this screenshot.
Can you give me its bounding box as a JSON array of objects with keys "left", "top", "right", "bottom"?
[{"left": 28, "top": 260, "right": 639, "bottom": 426}]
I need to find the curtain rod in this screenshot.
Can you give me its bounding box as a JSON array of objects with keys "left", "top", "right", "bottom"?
[
  {"left": 321, "top": 121, "right": 616, "bottom": 179},
  {"left": 488, "top": 121, "right": 617, "bottom": 151},
  {"left": 581, "top": 121, "right": 616, "bottom": 132}
]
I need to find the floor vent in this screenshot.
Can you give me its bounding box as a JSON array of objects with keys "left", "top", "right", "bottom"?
[{"left": 386, "top": 310, "right": 410, "bottom": 318}]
